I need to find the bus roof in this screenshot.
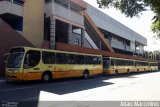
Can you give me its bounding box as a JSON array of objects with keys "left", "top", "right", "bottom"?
[
  {"left": 103, "top": 57, "right": 150, "bottom": 62},
  {"left": 11, "top": 46, "right": 102, "bottom": 57}
]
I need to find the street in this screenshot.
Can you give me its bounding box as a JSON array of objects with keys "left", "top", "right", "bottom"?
[{"left": 0, "top": 71, "right": 160, "bottom": 106}]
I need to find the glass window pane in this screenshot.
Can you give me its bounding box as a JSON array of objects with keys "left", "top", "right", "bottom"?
[
  {"left": 103, "top": 58, "right": 110, "bottom": 69},
  {"left": 56, "top": 53, "right": 68, "bottom": 64},
  {"left": 85, "top": 56, "right": 92, "bottom": 64},
  {"left": 68, "top": 54, "right": 77, "bottom": 64},
  {"left": 24, "top": 50, "right": 40, "bottom": 68},
  {"left": 111, "top": 58, "right": 115, "bottom": 66},
  {"left": 42, "top": 51, "right": 55, "bottom": 64},
  {"left": 77, "top": 55, "right": 84, "bottom": 64}
]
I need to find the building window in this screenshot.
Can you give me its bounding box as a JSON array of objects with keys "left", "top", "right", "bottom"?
[
  {"left": 75, "top": 38, "right": 79, "bottom": 45},
  {"left": 72, "top": 26, "right": 82, "bottom": 35}
]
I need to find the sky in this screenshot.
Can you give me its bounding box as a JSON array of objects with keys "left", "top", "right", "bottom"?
[{"left": 84, "top": 0, "right": 160, "bottom": 51}]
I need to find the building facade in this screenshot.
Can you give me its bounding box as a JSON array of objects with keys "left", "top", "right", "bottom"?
[
  {"left": 0, "top": 0, "right": 149, "bottom": 77},
  {"left": 87, "top": 4, "right": 147, "bottom": 56}
]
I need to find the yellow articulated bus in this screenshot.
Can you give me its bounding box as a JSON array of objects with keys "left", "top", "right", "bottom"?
[
  {"left": 5, "top": 47, "right": 103, "bottom": 82},
  {"left": 149, "top": 62, "right": 158, "bottom": 71},
  {"left": 103, "top": 57, "right": 157, "bottom": 75}
]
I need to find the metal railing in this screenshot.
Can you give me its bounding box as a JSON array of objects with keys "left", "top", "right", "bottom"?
[
  {"left": 0, "top": 0, "right": 24, "bottom": 5},
  {"left": 111, "top": 40, "right": 125, "bottom": 50}
]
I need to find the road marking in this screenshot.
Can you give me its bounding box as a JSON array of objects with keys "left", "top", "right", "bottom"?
[
  {"left": 23, "top": 97, "right": 38, "bottom": 101},
  {"left": 0, "top": 87, "right": 32, "bottom": 92}
]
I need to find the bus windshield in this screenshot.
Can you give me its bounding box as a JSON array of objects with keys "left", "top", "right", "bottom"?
[
  {"left": 103, "top": 58, "right": 110, "bottom": 69},
  {"left": 7, "top": 53, "right": 24, "bottom": 68}
]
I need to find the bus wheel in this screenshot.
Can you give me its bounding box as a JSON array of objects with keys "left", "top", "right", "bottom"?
[
  {"left": 42, "top": 72, "right": 52, "bottom": 82},
  {"left": 83, "top": 70, "right": 89, "bottom": 79},
  {"left": 115, "top": 70, "right": 118, "bottom": 76},
  {"left": 127, "top": 69, "right": 130, "bottom": 75}
]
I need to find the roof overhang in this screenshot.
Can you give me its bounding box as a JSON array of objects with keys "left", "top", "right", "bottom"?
[{"left": 70, "top": 0, "right": 87, "bottom": 10}]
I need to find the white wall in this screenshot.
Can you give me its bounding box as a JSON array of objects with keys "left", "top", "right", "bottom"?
[
  {"left": 45, "top": 2, "right": 84, "bottom": 26},
  {"left": 0, "top": 1, "right": 22, "bottom": 16}
]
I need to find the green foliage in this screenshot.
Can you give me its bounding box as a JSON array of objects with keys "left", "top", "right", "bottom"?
[
  {"left": 153, "top": 50, "right": 160, "bottom": 55},
  {"left": 151, "top": 19, "right": 160, "bottom": 38},
  {"left": 97, "top": 0, "right": 160, "bottom": 39}
]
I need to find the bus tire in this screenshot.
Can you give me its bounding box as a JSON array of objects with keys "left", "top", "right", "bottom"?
[
  {"left": 83, "top": 70, "right": 89, "bottom": 79},
  {"left": 115, "top": 70, "right": 118, "bottom": 76},
  {"left": 42, "top": 71, "right": 52, "bottom": 82}
]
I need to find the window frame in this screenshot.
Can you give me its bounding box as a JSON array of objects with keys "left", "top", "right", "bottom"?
[{"left": 23, "top": 50, "right": 41, "bottom": 69}]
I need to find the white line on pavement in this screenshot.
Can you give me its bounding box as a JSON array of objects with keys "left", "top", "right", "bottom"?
[
  {"left": 23, "top": 97, "right": 38, "bottom": 101},
  {"left": 0, "top": 87, "right": 32, "bottom": 92}
]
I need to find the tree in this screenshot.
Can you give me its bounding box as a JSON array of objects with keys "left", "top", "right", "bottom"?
[
  {"left": 97, "top": 0, "right": 160, "bottom": 38},
  {"left": 153, "top": 50, "right": 160, "bottom": 60}
]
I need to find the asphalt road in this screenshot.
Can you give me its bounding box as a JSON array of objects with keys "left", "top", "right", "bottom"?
[{"left": 0, "top": 71, "right": 160, "bottom": 106}]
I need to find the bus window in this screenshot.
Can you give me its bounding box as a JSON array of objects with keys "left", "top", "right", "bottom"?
[
  {"left": 56, "top": 53, "right": 68, "bottom": 64},
  {"left": 77, "top": 55, "right": 84, "bottom": 64},
  {"left": 97, "top": 57, "right": 102, "bottom": 64},
  {"left": 111, "top": 58, "right": 114, "bottom": 66},
  {"left": 7, "top": 53, "right": 24, "bottom": 68},
  {"left": 24, "top": 50, "right": 40, "bottom": 68},
  {"left": 127, "top": 60, "right": 132, "bottom": 66},
  {"left": 68, "top": 54, "right": 77, "bottom": 64},
  {"left": 10, "top": 48, "right": 25, "bottom": 53},
  {"left": 92, "top": 56, "right": 101, "bottom": 64},
  {"left": 103, "top": 58, "right": 110, "bottom": 69},
  {"left": 85, "top": 56, "right": 92, "bottom": 64},
  {"left": 42, "top": 51, "right": 55, "bottom": 64},
  {"left": 7, "top": 48, "right": 25, "bottom": 68},
  {"left": 135, "top": 62, "right": 137, "bottom": 67}
]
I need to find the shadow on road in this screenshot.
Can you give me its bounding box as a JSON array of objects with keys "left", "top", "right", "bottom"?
[
  {"left": 0, "top": 71, "right": 159, "bottom": 101},
  {"left": 40, "top": 76, "right": 113, "bottom": 95},
  {"left": 0, "top": 75, "right": 114, "bottom": 102}
]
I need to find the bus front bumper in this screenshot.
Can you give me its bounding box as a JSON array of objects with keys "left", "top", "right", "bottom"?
[{"left": 6, "top": 72, "right": 28, "bottom": 81}]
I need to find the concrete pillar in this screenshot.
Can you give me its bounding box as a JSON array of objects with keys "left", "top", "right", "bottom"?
[
  {"left": 81, "top": 28, "right": 85, "bottom": 47},
  {"left": 23, "top": 0, "right": 44, "bottom": 48},
  {"left": 68, "top": 24, "right": 73, "bottom": 45},
  {"left": 151, "top": 53, "right": 153, "bottom": 60},
  {"left": 152, "top": 53, "right": 153, "bottom": 60},
  {"left": 154, "top": 54, "right": 156, "bottom": 61},
  {"left": 50, "top": 18, "right": 56, "bottom": 49}
]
